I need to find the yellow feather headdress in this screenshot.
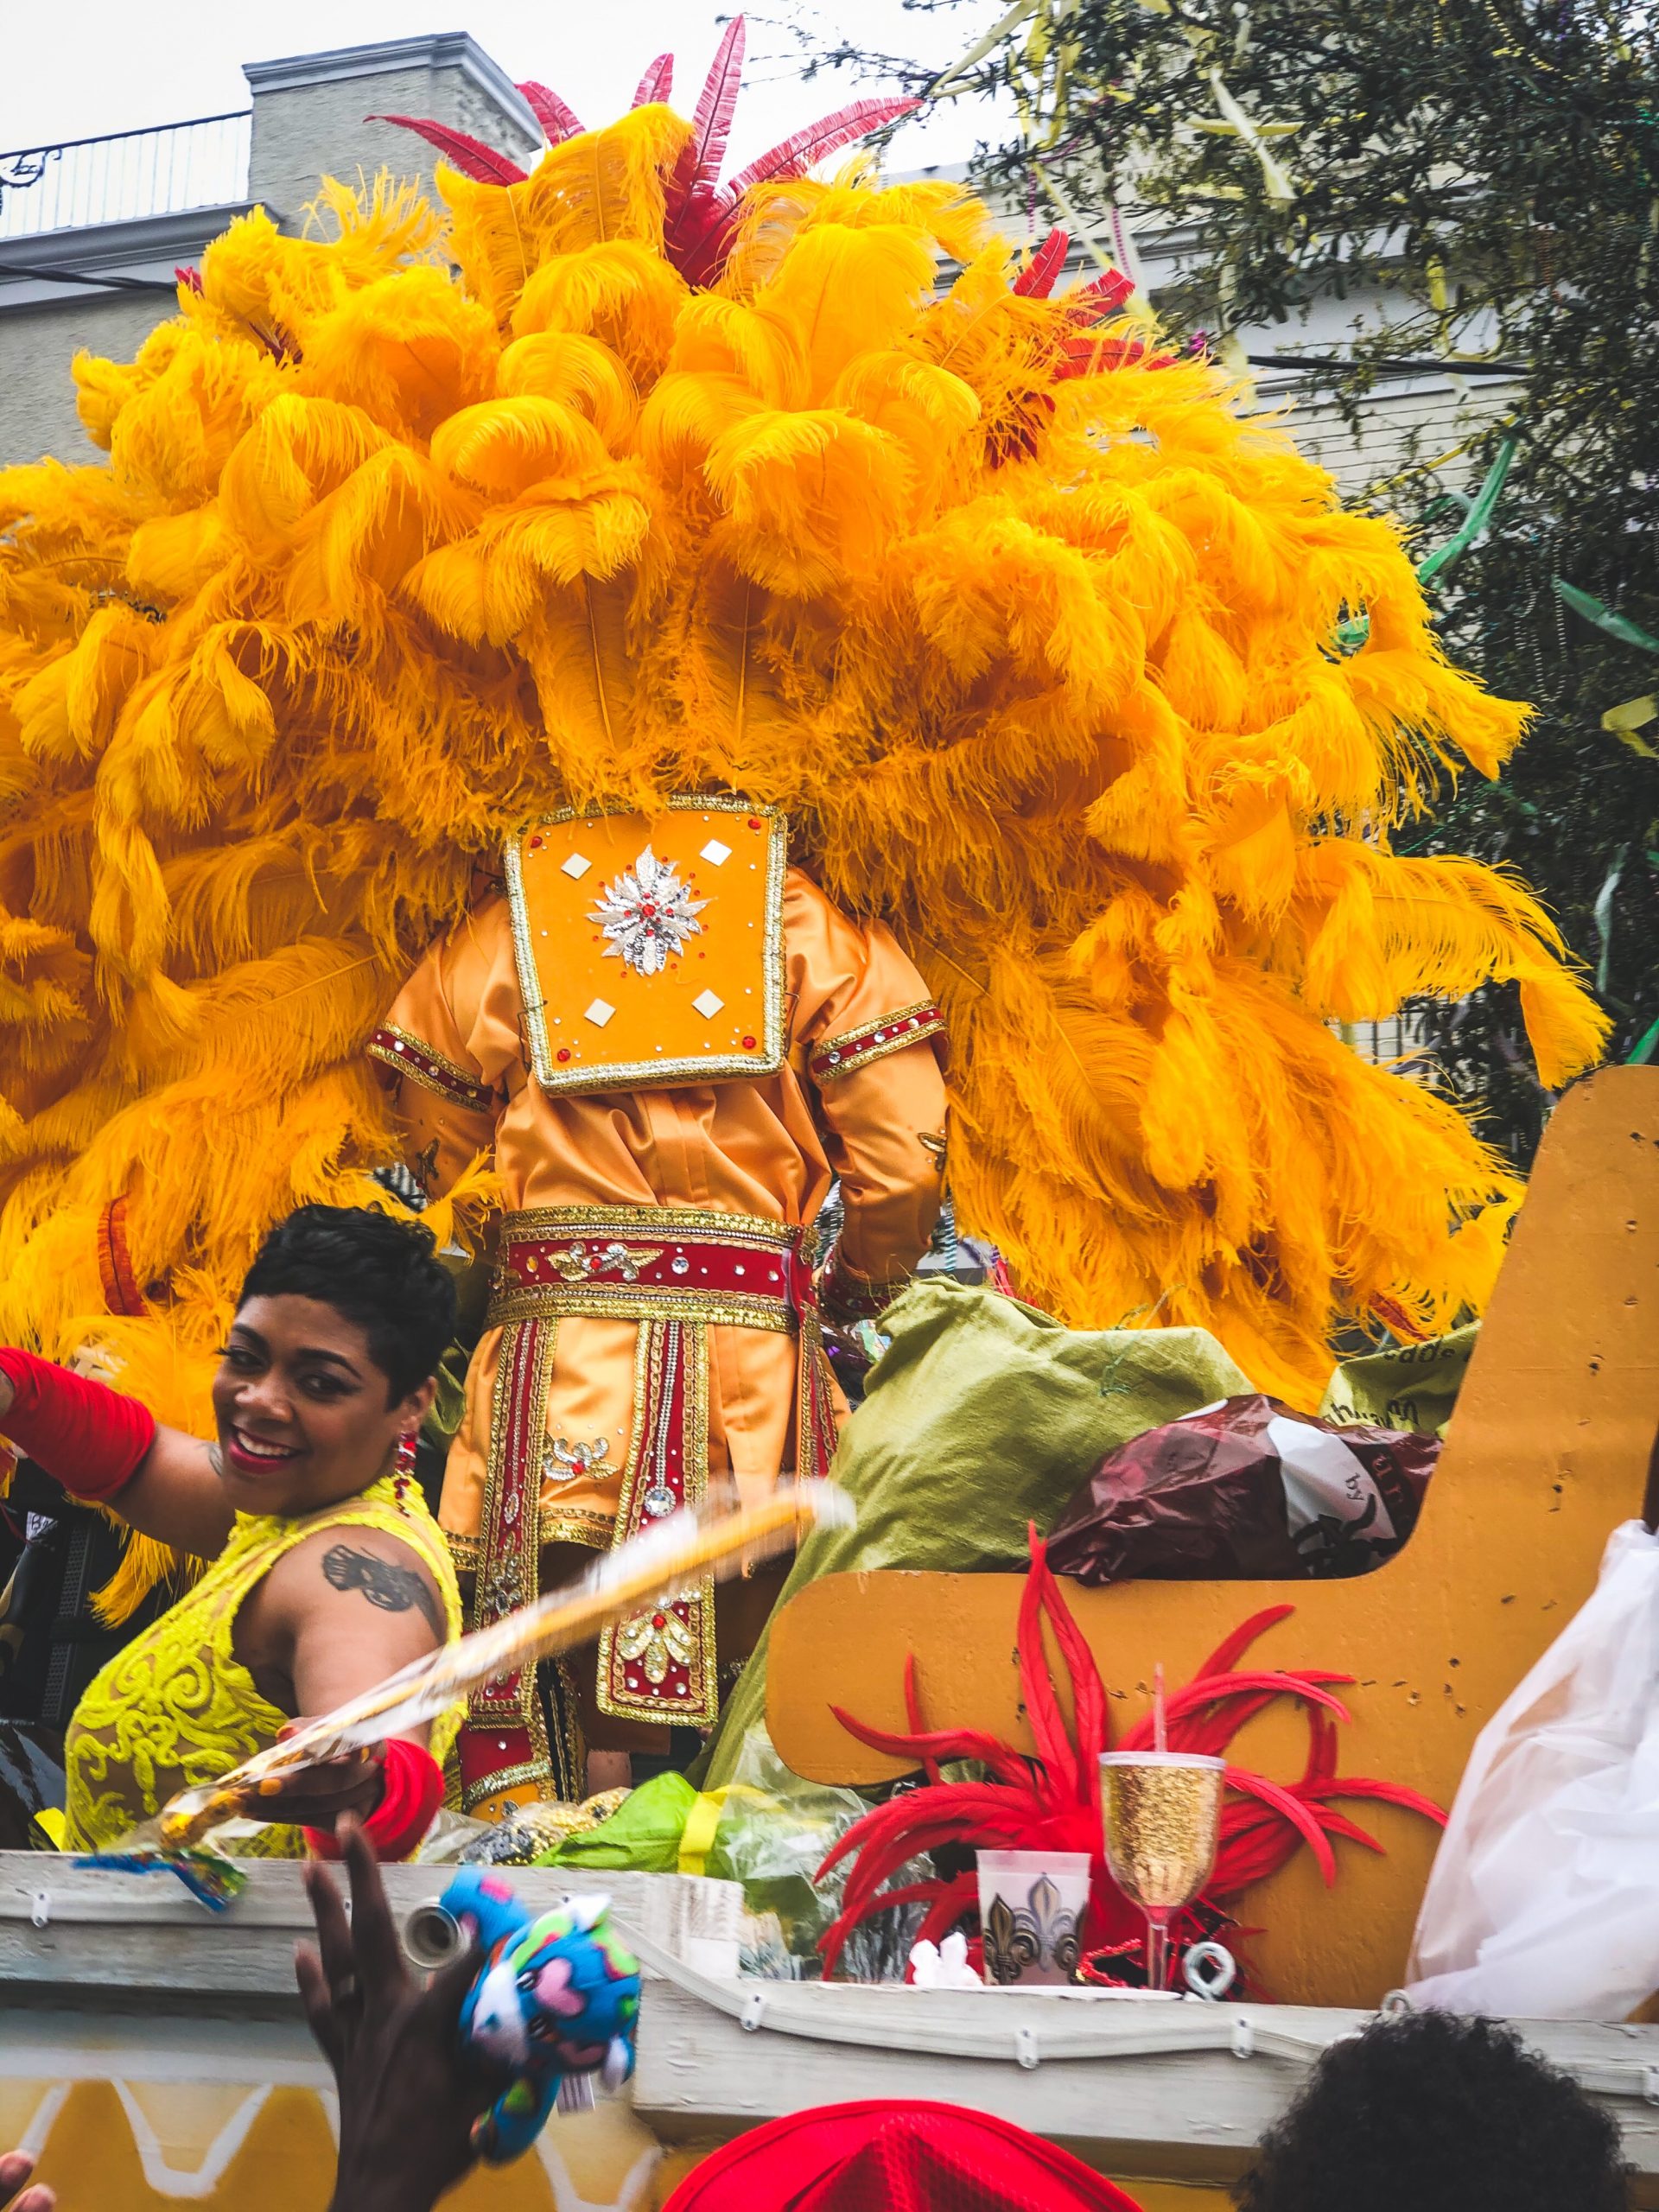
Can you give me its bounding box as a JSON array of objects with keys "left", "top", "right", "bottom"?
[{"left": 0, "top": 31, "right": 1607, "bottom": 1610}]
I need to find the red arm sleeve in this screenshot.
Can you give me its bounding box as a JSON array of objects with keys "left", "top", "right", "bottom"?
[{"left": 0, "top": 1351, "right": 156, "bottom": 1501}]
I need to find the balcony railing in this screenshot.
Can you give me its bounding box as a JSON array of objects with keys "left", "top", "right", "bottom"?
[{"left": 0, "top": 111, "right": 251, "bottom": 242}]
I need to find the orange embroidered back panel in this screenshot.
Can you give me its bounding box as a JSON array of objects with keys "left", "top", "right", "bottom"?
[{"left": 504, "top": 798, "right": 787, "bottom": 1094}]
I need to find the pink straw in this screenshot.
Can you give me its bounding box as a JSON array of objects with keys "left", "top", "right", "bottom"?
[{"left": 1154, "top": 1662, "right": 1167, "bottom": 1754}]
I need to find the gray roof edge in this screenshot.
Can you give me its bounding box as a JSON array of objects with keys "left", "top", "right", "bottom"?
[
  {"left": 243, "top": 34, "right": 538, "bottom": 143},
  {"left": 0, "top": 200, "right": 263, "bottom": 274}
]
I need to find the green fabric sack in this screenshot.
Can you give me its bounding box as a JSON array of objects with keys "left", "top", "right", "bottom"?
[
  {"left": 537, "top": 1770, "right": 696, "bottom": 1872},
  {"left": 698, "top": 1280, "right": 1253, "bottom": 1784},
  {"left": 1319, "top": 1321, "right": 1477, "bottom": 1438}
]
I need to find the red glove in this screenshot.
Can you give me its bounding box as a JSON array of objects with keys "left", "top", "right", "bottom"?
[
  {"left": 0, "top": 1349, "right": 156, "bottom": 1503},
  {"left": 305, "top": 1738, "right": 445, "bottom": 1865}
]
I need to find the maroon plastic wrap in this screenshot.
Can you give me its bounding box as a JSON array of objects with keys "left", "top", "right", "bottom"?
[{"left": 1045, "top": 1394, "right": 1440, "bottom": 1586}]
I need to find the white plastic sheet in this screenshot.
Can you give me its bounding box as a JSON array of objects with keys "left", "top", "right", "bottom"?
[{"left": 1408, "top": 1519, "right": 1659, "bottom": 2019}]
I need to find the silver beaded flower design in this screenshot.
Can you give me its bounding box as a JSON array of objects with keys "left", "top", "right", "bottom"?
[{"left": 590, "top": 848, "right": 707, "bottom": 976}]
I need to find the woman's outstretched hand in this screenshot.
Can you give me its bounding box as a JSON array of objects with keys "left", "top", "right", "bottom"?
[
  {"left": 264, "top": 1727, "right": 387, "bottom": 1830},
  {"left": 0, "top": 2151, "right": 54, "bottom": 2211},
  {"left": 296, "top": 1820, "right": 487, "bottom": 2212}
]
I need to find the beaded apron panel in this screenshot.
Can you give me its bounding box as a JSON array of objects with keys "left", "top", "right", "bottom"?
[{"left": 461, "top": 1205, "right": 838, "bottom": 1804}]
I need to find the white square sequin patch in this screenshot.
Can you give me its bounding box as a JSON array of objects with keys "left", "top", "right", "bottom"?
[
  {"left": 699, "top": 839, "right": 732, "bottom": 867},
  {"left": 584, "top": 998, "right": 615, "bottom": 1028},
  {"left": 560, "top": 852, "right": 593, "bottom": 880},
  {"left": 692, "top": 989, "right": 724, "bottom": 1019}
]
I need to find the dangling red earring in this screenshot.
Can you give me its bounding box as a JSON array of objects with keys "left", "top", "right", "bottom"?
[{"left": 393, "top": 1431, "right": 418, "bottom": 1504}]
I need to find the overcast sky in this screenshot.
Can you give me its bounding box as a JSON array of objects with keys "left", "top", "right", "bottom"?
[{"left": 1, "top": 2, "right": 1014, "bottom": 174}]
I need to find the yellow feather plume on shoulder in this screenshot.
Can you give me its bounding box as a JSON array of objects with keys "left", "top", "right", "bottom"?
[{"left": 0, "top": 95, "right": 1609, "bottom": 1623}]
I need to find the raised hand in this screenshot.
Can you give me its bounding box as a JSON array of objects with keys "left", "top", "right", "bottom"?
[
  {"left": 296, "top": 1821, "right": 488, "bottom": 2212},
  {"left": 0, "top": 2151, "right": 54, "bottom": 2211}
]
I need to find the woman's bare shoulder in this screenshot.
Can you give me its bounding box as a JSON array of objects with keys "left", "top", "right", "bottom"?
[{"left": 258, "top": 1519, "right": 447, "bottom": 1642}]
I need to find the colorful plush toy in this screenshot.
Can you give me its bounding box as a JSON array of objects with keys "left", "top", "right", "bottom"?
[{"left": 440, "top": 1868, "right": 642, "bottom": 2163}]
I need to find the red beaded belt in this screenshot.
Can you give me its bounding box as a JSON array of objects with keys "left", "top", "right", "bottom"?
[
  {"left": 486, "top": 1209, "right": 817, "bottom": 1332},
  {"left": 461, "top": 1206, "right": 836, "bottom": 1809}
]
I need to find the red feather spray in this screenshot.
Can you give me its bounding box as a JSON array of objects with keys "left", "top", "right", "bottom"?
[
  {"left": 632, "top": 54, "right": 675, "bottom": 109},
  {"left": 1013, "top": 228, "right": 1071, "bottom": 299},
  {"left": 662, "top": 13, "right": 747, "bottom": 264},
  {"left": 816, "top": 1530, "right": 1445, "bottom": 1985}
]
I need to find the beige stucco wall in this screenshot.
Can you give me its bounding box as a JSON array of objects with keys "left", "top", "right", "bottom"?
[
  {"left": 0, "top": 35, "right": 540, "bottom": 471},
  {"left": 246, "top": 54, "right": 538, "bottom": 233},
  {"left": 0, "top": 289, "right": 160, "bottom": 469}
]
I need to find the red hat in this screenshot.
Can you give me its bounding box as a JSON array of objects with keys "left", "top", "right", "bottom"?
[{"left": 662, "top": 2100, "right": 1144, "bottom": 2212}]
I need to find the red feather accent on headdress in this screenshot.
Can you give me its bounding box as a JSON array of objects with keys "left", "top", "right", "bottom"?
[
  {"left": 378, "top": 27, "right": 918, "bottom": 290},
  {"left": 663, "top": 13, "right": 747, "bottom": 263},
  {"left": 1013, "top": 228, "right": 1070, "bottom": 298},
  {"left": 677, "top": 95, "right": 924, "bottom": 287},
  {"left": 517, "top": 81, "right": 585, "bottom": 146},
  {"left": 1071, "top": 264, "right": 1136, "bottom": 315},
  {"left": 632, "top": 54, "right": 674, "bottom": 108},
  {"left": 723, "top": 96, "right": 922, "bottom": 200},
  {"left": 366, "top": 116, "right": 527, "bottom": 185}
]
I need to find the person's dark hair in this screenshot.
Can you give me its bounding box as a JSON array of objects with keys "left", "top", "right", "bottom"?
[
  {"left": 238, "top": 1205, "right": 456, "bottom": 1403},
  {"left": 1235, "top": 2010, "right": 1627, "bottom": 2212}
]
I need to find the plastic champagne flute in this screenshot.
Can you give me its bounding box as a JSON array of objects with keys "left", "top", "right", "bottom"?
[{"left": 1098, "top": 1750, "right": 1226, "bottom": 1993}]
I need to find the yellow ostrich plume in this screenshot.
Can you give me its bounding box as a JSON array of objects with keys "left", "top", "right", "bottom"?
[{"left": 0, "top": 16, "right": 1607, "bottom": 1598}]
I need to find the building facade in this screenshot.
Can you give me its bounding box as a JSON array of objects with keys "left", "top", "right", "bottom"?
[
  {"left": 0, "top": 35, "right": 538, "bottom": 467},
  {"left": 1, "top": 32, "right": 1508, "bottom": 505}
]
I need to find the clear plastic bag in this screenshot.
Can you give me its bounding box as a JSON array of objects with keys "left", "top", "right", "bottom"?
[
  {"left": 704, "top": 1729, "right": 926, "bottom": 1980},
  {"left": 1408, "top": 1519, "right": 1659, "bottom": 2019}
]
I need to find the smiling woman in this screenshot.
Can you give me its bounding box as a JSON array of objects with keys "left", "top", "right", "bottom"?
[{"left": 0, "top": 1205, "right": 464, "bottom": 1859}]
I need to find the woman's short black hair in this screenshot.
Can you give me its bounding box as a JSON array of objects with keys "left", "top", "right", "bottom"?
[
  {"left": 1235, "top": 2010, "right": 1627, "bottom": 2212},
  {"left": 238, "top": 1205, "right": 457, "bottom": 1403}
]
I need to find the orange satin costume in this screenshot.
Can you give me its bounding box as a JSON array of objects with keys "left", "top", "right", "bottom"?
[{"left": 372, "top": 819, "right": 946, "bottom": 1808}]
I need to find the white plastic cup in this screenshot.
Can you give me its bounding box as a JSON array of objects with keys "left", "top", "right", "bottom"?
[{"left": 975, "top": 1848, "right": 1091, "bottom": 1986}]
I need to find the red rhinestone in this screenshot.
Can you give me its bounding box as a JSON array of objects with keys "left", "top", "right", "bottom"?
[
  {"left": 528, "top": 836, "right": 543, "bottom": 849},
  {"left": 556, "top": 1048, "right": 571, "bottom": 1063},
  {"left": 741, "top": 1034, "right": 757, "bottom": 1049},
  {"left": 747, "top": 817, "right": 760, "bottom": 830},
  {"left": 652, "top": 1611, "right": 667, "bottom": 1630}
]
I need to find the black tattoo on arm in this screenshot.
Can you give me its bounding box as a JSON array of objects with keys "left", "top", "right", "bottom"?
[{"left": 321, "top": 1544, "right": 444, "bottom": 1638}]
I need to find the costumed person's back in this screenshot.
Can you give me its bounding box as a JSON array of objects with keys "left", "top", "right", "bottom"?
[
  {"left": 374, "top": 818, "right": 946, "bottom": 1809},
  {"left": 0, "top": 22, "right": 1614, "bottom": 1852}
]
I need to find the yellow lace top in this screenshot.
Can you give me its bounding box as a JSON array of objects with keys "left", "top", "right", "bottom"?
[{"left": 64, "top": 1475, "right": 463, "bottom": 1856}]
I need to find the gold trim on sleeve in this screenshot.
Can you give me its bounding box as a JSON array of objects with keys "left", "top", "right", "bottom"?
[
  {"left": 810, "top": 1001, "right": 945, "bottom": 1085},
  {"left": 368, "top": 1024, "right": 496, "bottom": 1115}
]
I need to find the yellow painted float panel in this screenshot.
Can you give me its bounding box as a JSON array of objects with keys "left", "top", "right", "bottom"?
[{"left": 0, "top": 2073, "right": 1236, "bottom": 2210}]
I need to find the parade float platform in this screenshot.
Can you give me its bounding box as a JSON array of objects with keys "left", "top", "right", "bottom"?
[
  {"left": 3, "top": 1853, "right": 1659, "bottom": 2210},
  {"left": 1, "top": 1084, "right": 1656, "bottom": 2212}
]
